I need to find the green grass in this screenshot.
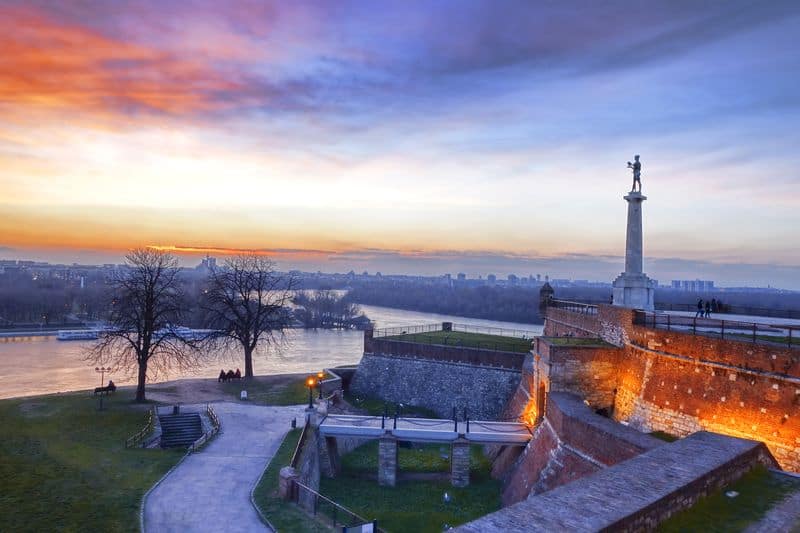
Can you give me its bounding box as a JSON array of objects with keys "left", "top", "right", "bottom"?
[
  {"left": 320, "top": 442, "right": 501, "bottom": 532},
  {"left": 544, "top": 337, "right": 614, "bottom": 347},
  {"left": 343, "top": 391, "right": 439, "bottom": 418},
  {"left": 728, "top": 333, "right": 797, "bottom": 347},
  {"left": 384, "top": 330, "right": 532, "bottom": 353},
  {"left": 0, "top": 393, "right": 184, "bottom": 532},
  {"left": 220, "top": 376, "right": 310, "bottom": 405},
  {"left": 649, "top": 431, "right": 680, "bottom": 443},
  {"left": 252, "top": 428, "right": 329, "bottom": 532},
  {"left": 659, "top": 465, "right": 800, "bottom": 532}
]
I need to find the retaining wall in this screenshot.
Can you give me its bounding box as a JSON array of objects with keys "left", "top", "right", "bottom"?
[{"left": 350, "top": 352, "right": 521, "bottom": 420}]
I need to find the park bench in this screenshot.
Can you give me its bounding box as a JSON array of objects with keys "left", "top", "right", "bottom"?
[{"left": 94, "top": 381, "right": 117, "bottom": 395}]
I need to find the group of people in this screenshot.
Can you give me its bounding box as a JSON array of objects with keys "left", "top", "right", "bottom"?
[
  {"left": 696, "top": 298, "right": 722, "bottom": 318},
  {"left": 217, "top": 369, "right": 242, "bottom": 382}
]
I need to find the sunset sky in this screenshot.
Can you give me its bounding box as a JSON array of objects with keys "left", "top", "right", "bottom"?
[{"left": 1, "top": 1, "right": 799, "bottom": 287}]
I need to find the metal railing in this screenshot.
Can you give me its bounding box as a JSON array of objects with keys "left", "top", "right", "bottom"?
[
  {"left": 635, "top": 311, "right": 799, "bottom": 349},
  {"left": 654, "top": 302, "right": 800, "bottom": 319},
  {"left": 190, "top": 404, "right": 221, "bottom": 452},
  {"left": 290, "top": 421, "right": 311, "bottom": 469},
  {"left": 372, "top": 323, "right": 537, "bottom": 354},
  {"left": 291, "top": 481, "right": 383, "bottom": 531},
  {"left": 373, "top": 323, "right": 444, "bottom": 337},
  {"left": 125, "top": 407, "right": 155, "bottom": 448},
  {"left": 548, "top": 299, "right": 599, "bottom": 315}
]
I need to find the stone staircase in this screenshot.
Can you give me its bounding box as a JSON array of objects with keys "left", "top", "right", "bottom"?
[{"left": 159, "top": 411, "right": 203, "bottom": 448}]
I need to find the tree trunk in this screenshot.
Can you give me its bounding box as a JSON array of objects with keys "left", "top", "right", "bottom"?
[
  {"left": 244, "top": 346, "right": 254, "bottom": 378},
  {"left": 135, "top": 358, "right": 148, "bottom": 403}
]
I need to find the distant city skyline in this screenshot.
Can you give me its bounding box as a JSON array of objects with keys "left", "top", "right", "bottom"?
[{"left": 1, "top": 2, "right": 799, "bottom": 288}]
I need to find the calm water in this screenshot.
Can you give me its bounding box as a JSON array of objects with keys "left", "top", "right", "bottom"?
[{"left": 0, "top": 305, "right": 542, "bottom": 399}]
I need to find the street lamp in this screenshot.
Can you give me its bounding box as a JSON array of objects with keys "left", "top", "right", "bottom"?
[
  {"left": 95, "top": 366, "right": 112, "bottom": 387},
  {"left": 306, "top": 376, "right": 316, "bottom": 408},
  {"left": 317, "top": 371, "right": 324, "bottom": 399}
]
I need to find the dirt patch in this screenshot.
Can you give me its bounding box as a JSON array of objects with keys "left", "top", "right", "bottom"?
[{"left": 145, "top": 373, "right": 309, "bottom": 405}]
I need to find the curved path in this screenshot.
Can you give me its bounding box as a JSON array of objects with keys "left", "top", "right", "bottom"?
[{"left": 144, "top": 402, "right": 307, "bottom": 533}]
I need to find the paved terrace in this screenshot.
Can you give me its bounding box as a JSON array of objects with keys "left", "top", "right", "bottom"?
[{"left": 319, "top": 414, "right": 532, "bottom": 446}]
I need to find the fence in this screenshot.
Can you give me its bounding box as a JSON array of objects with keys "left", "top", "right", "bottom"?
[
  {"left": 548, "top": 299, "right": 599, "bottom": 315},
  {"left": 634, "top": 311, "right": 799, "bottom": 349},
  {"left": 291, "top": 481, "right": 383, "bottom": 531},
  {"left": 372, "top": 323, "right": 538, "bottom": 354},
  {"left": 125, "top": 407, "right": 155, "bottom": 448}
]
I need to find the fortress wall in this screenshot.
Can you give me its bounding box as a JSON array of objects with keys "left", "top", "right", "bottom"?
[
  {"left": 618, "top": 343, "right": 800, "bottom": 472},
  {"left": 350, "top": 352, "right": 521, "bottom": 420},
  {"left": 500, "top": 393, "right": 661, "bottom": 506},
  {"left": 537, "top": 339, "right": 624, "bottom": 410},
  {"left": 541, "top": 305, "right": 800, "bottom": 472},
  {"left": 458, "top": 432, "right": 777, "bottom": 533},
  {"left": 364, "top": 336, "right": 527, "bottom": 370}
]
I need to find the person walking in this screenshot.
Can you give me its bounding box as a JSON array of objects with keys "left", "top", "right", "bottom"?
[
  {"left": 696, "top": 299, "right": 704, "bottom": 317},
  {"left": 705, "top": 300, "right": 711, "bottom": 318}
]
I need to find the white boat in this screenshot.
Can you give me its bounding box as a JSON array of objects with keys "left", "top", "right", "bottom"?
[
  {"left": 57, "top": 329, "right": 100, "bottom": 341},
  {"left": 152, "top": 325, "right": 208, "bottom": 341}
]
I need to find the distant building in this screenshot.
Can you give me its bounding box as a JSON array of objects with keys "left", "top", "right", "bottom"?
[
  {"left": 671, "top": 279, "right": 716, "bottom": 292},
  {"left": 508, "top": 274, "right": 518, "bottom": 284},
  {"left": 487, "top": 274, "right": 496, "bottom": 284},
  {"left": 457, "top": 273, "right": 466, "bottom": 281}
]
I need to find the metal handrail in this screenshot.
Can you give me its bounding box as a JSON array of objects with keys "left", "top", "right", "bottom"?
[
  {"left": 189, "top": 404, "right": 221, "bottom": 452},
  {"left": 635, "top": 311, "right": 798, "bottom": 349},
  {"left": 290, "top": 422, "right": 311, "bottom": 468},
  {"left": 293, "top": 480, "right": 383, "bottom": 531},
  {"left": 125, "top": 407, "right": 155, "bottom": 448},
  {"left": 549, "top": 299, "right": 599, "bottom": 315}
]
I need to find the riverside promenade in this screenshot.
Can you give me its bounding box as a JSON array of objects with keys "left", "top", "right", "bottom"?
[{"left": 143, "top": 402, "right": 307, "bottom": 533}]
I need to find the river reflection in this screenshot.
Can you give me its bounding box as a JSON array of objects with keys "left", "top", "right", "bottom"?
[{"left": 0, "top": 305, "right": 542, "bottom": 399}]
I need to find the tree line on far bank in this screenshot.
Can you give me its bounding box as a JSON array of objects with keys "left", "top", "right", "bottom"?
[{"left": 87, "top": 250, "right": 364, "bottom": 402}]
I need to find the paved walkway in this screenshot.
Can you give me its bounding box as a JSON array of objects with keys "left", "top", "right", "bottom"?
[{"left": 144, "top": 402, "right": 307, "bottom": 533}]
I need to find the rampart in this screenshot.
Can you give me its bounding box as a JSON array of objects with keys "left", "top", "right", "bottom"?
[
  {"left": 540, "top": 304, "right": 800, "bottom": 472},
  {"left": 350, "top": 352, "right": 521, "bottom": 420},
  {"left": 459, "top": 432, "right": 777, "bottom": 532},
  {"left": 501, "top": 392, "right": 662, "bottom": 505}
]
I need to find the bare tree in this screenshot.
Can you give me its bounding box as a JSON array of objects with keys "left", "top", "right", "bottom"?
[
  {"left": 88, "top": 248, "right": 199, "bottom": 402},
  {"left": 202, "top": 254, "right": 296, "bottom": 378}
]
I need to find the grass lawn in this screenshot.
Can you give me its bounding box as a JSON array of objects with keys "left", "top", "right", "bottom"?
[
  {"left": 658, "top": 465, "right": 800, "bottom": 532},
  {"left": 219, "top": 375, "right": 311, "bottom": 405},
  {"left": 343, "top": 391, "right": 439, "bottom": 418},
  {"left": 320, "top": 441, "right": 501, "bottom": 532},
  {"left": 383, "top": 330, "right": 532, "bottom": 353},
  {"left": 649, "top": 431, "right": 680, "bottom": 443},
  {"left": 0, "top": 393, "right": 184, "bottom": 532},
  {"left": 252, "top": 428, "right": 329, "bottom": 532}
]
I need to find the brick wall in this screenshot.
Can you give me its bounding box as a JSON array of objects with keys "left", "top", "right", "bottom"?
[
  {"left": 500, "top": 392, "right": 661, "bottom": 506},
  {"left": 540, "top": 304, "right": 800, "bottom": 472}
]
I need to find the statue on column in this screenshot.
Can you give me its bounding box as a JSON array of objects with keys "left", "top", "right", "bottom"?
[{"left": 627, "top": 154, "right": 642, "bottom": 192}]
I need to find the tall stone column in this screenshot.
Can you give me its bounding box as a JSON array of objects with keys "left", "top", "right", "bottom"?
[
  {"left": 613, "top": 191, "right": 655, "bottom": 310},
  {"left": 378, "top": 436, "right": 398, "bottom": 487}
]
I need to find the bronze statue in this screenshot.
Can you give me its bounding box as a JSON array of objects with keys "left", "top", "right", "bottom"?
[{"left": 627, "top": 155, "right": 641, "bottom": 192}]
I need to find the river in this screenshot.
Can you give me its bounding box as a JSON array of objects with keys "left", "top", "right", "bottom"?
[{"left": 0, "top": 305, "right": 542, "bottom": 399}]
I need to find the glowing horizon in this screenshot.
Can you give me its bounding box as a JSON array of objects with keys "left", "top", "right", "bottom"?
[{"left": 1, "top": 1, "right": 799, "bottom": 287}]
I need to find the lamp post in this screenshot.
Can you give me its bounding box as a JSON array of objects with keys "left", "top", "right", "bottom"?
[
  {"left": 95, "top": 366, "right": 112, "bottom": 387},
  {"left": 317, "top": 371, "right": 324, "bottom": 399},
  {"left": 306, "top": 376, "right": 316, "bottom": 408}
]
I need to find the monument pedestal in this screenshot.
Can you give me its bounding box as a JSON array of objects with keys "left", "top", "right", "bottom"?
[
  {"left": 612, "top": 190, "right": 655, "bottom": 311},
  {"left": 612, "top": 272, "right": 654, "bottom": 311}
]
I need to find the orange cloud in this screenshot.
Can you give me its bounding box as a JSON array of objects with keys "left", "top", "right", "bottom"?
[{"left": 0, "top": 5, "right": 241, "bottom": 120}]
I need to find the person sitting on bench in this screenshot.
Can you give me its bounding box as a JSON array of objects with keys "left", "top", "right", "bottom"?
[{"left": 94, "top": 380, "right": 117, "bottom": 395}]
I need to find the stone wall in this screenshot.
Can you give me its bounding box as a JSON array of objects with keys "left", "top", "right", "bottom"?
[
  {"left": 365, "top": 336, "right": 527, "bottom": 370},
  {"left": 350, "top": 352, "right": 522, "bottom": 420},
  {"left": 539, "top": 304, "right": 800, "bottom": 472},
  {"left": 457, "top": 432, "right": 777, "bottom": 532},
  {"left": 501, "top": 392, "right": 662, "bottom": 506},
  {"left": 535, "top": 338, "right": 623, "bottom": 410}
]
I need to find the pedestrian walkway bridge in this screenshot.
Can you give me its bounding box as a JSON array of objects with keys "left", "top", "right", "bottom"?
[{"left": 319, "top": 414, "right": 532, "bottom": 446}]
